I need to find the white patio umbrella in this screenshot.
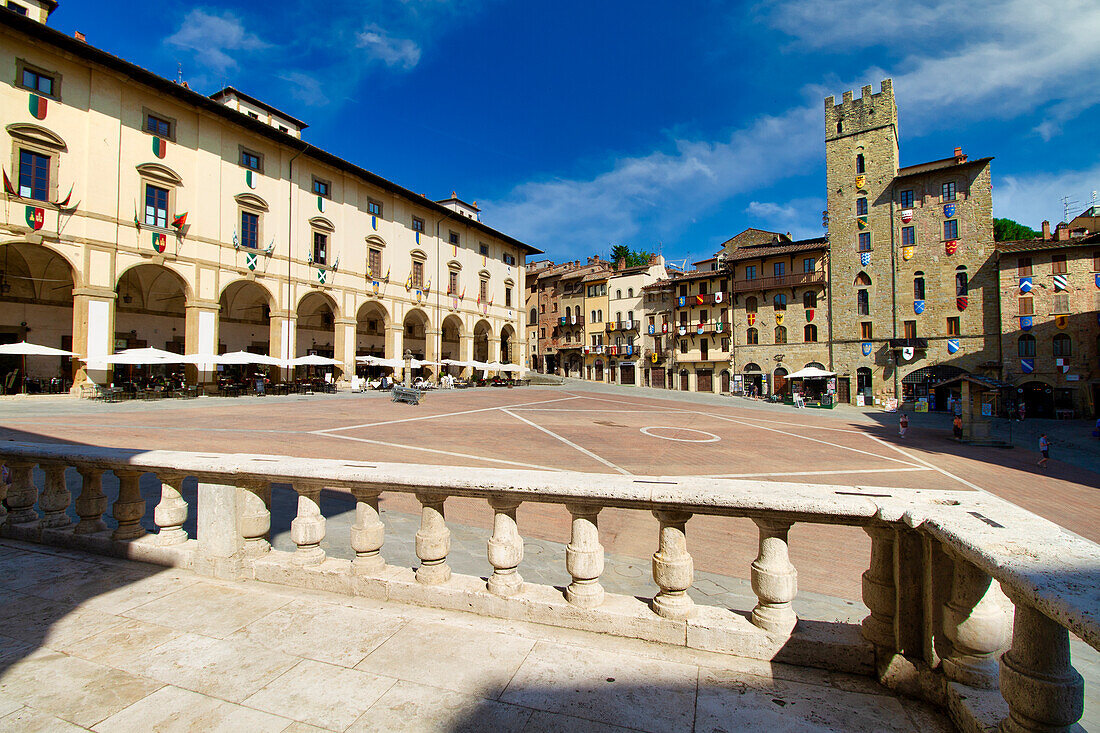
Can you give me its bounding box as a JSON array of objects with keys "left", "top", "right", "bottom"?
[
  {"left": 498, "top": 364, "right": 523, "bottom": 373},
  {"left": 288, "top": 354, "right": 342, "bottom": 367},
  {"left": 92, "top": 347, "right": 187, "bottom": 365},
  {"left": 212, "top": 351, "right": 285, "bottom": 366},
  {"left": 0, "top": 341, "right": 77, "bottom": 395},
  {"left": 787, "top": 366, "right": 836, "bottom": 379},
  {"left": 358, "top": 356, "right": 404, "bottom": 369}
]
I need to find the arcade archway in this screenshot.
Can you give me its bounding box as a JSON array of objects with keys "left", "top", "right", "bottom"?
[
  {"left": 296, "top": 291, "right": 337, "bottom": 358},
  {"left": 219, "top": 280, "right": 272, "bottom": 354},
  {"left": 116, "top": 264, "right": 188, "bottom": 354}
]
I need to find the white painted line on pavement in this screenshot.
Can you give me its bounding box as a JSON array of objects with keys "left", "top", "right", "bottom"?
[
  {"left": 315, "top": 395, "right": 580, "bottom": 434},
  {"left": 699, "top": 467, "right": 931, "bottom": 479},
  {"left": 322, "top": 431, "right": 565, "bottom": 471},
  {"left": 502, "top": 408, "right": 633, "bottom": 475},
  {"left": 865, "top": 434, "right": 988, "bottom": 493}
]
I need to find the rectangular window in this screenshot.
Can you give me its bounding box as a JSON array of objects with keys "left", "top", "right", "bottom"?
[
  {"left": 17, "top": 149, "right": 49, "bottom": 201},
  {"left": 20, "top": 66, "right": 54, "bottom": 96},
  {"left": 505, "top": 287, "right": 512, "bottom": 307},
  {"left": 312, "top": 232, "right": 327, "bottom": 265},
  {"left": 745, "top": 265, "right": 756, "bottom": 280},
  {"left": 942, "top": 182, "right": 957, "bottom": 201},
  {"left": 679, "top": 284, "right": 687, "bottom": 296},
  {"left": 698, "top": 281, "right": 708, "bottom": 295},
  {"left": 1018, "top": 257, "right": 1032, "bottom": 276},
  {"left": 901, "top": 226, "right": 915, "bottom": 246},
  {"left": 449, "top": 230, "right": 460, "bottom": 245},
  {"left": 943, "top": 220, "right": 959, "bottom": 240},
  {"left": 904, "top": 320, "right": 916, "bottom": 339},
  {"left": 1093, "top": 251, "right": 1100, "bottom": 271},
  {"left": 503, "top": 253, "right": 516, "bottom": 266},
  {"left": 368, "top": 248, "right": 382, "bottom": 277},
  {"left": 947, "top": 317, "right": 960, "bottom": 336},
  {"left": 367, "top": 199, "right": 382, "bottom": 216},
  {"left": 145, "top": 114, "right": 171, "bottom": 138},
  {"left": 240, "top": 211, "right": 259, "bottom": 249},
  {"left": 240, "top": 148, "right": 262, "bottom": 171},
  {"left": 699, "top": 310, "right": 708, "bottom": 324},
  {"left": 680, "top": 340, "right": 688, "bottom": 354},
  {"left": 479, "top": 279, "right": 487, "bottom": 302},
  {"left": 900, "top": 190, "right": 914, "bottom": 208},
  {"left": 144, "top": 184, "right": 168, "bottom": 228},
  {"left": 721, "top": 337, "right": 730, "bottom": 352},
  {"left": 773, "top": 262, "right": 785, "bottom": 277},
  {"left": 803, "top": 258, "right": 815, "bottom": 273},
  {"left": 447, "top": 270, "right": 458, "bottom": 295},
  {"left": 861, "top": 322, "right": 873, "bottom": 339},
  {"left": 312, "top": 178, "right": 330, "bottom": 197},
  {"left": 856, "top": 198, "right": 868, "bottom": 216},
  {"left": 1018, "top": 297, "right": 1033, "bottom": 316},
  {"left": 858, "top": 232, "right": 871, "bottom": 251},
  {"left": 7, "top": 3, "right": 28, "bottom": 15},
  {"left": 1051, "top": 254, "right": 1067, "bottom": 274},
  {"left": 411, "top": 216, "right": 424, "bottom": 232},
  {"left": 1053, "top": 293, "right": 1069, "bottom": 314}
]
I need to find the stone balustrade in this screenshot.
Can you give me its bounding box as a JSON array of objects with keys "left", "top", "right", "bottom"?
[{"left": 0, "top": 441, "right": 1096, "bottom": 733}]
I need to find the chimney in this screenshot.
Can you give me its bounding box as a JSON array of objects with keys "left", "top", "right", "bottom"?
[
  {"left": 1055, "top": 222, "right": 1069, "bottom": 241},
  {"left": 1042, "top": 220, "right": 1051, "bottom": 240},
  {"left": 75, "top": 31, "right": 86, "bottom": 42}
]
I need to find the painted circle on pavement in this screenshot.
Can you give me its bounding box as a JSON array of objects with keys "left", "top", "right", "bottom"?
[{"left": 639, "top": 426, "right": 720, "bottom": 443}]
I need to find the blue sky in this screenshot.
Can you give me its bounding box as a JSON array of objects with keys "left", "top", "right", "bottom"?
[{"left": 49, "top": 0, "right": 1100, "bottom": 265}]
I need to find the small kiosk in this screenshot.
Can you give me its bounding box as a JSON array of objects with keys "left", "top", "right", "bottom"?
[{"left": 930, "top": 374, "right": 1012, "bottom": 445}]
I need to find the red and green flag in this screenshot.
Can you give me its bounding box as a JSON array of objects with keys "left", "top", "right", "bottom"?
[
  {"left": 2, "top": 170, "right": 16, "bottom": 196},
  {"left": 171, "top": 212, "right": 188, "bottom": 231},
  {"left": 28, "top": 94, "right": 47, "bottom": 120}
]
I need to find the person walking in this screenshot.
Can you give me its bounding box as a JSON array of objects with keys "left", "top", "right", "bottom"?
[
  {"left": 1037, "top": 433, "right": 1050, "bottom": 468},
  {"left": 899, "top": 413, "right": 909, "bottom": 438},
  {"left": 1017, "top": 402, "right": 1026, "bottom": 422},
  {"left": 952, "top": 414, "right": 963, "bottom": 440}
]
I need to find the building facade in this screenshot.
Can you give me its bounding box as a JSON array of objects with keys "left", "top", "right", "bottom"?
[{"left": 0, "top": 7, "right": 535, "bottom": 390}]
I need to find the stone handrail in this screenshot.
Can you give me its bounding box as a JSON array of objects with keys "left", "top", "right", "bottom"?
[{"left": 0, "top": 440, "right": 1095, "bottom": 732}]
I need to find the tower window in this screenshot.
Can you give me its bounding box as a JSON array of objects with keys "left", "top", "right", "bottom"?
[
  {"left": 900, "top": 190, "right": 914, "bottom": 208},
  {"left": 902, "top": 227, "right": 915, "bottom": 246},
  {"left": 856, "top": 198, "right": 868, "bottom": 216},
  {"left": 955, "top": 267, "right": 968, "bottom": 296},
  {"left": 942, "top": 182, "right": 957, "bottom": 201},
  {"left": 855, "top": 154, "right": 865, "bottom": 174},
  {"left": 903, "top": 320, "right": 917, "bottom": 339},
  {"left": 836, "top": 121, "right": 843, "bottom": 135},
  {"left": 858, "top": 232, "right": 871, "bottom": 251},
  {"left": 944, "top": 220, "right": 959, "bottom": 240},
  {"left": 913, "top": 273, "right": 925, "bottom": 301},
  {"left": 857, "top": 289, "right": 869, "bottom": 315}
]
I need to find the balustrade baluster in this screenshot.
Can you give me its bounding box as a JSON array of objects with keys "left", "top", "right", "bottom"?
[
  {"left": 565, "top": 503, "right": 604, "bottom": 608},
  {"left": 350, "top": 488, "right": 385, "bottom": 575},
  {"left": 237, "top": 480, "right": 271, "bottom": 555},
  {"left": 861, "top": 524, "right": 896, "bottom": 650},
  {"left": 487, "top": 498, "right": 523, "bottom": 596},
  {"left": 750, "top": 518, "right": 798, "bottom": 634},
  {"left": 651, "top": 510, "right": 694, "bottom": 619},
  {"left": 290, "top": 483, "right": 326, "bottom": 565},
  {"left": 414, "top": 492, "right": 450, "bottom": 584},
  {"left": 73, "top": 468, "right": 107, "bottom": 535},
  {"left": 999, "top": 600, "right": 1083, "bottom": 733},
  {"left": 0, "top": 463, "right": 7, "bottom": 527},
  {"left": 941, "top": 550, "right": 1011, "bottom": 688},
  {"left": 153, "top": 473, "right": 188, "bottom": 545},
  {"left": 112, "top": 470, "right": 147, "bottom": 540},
  {"left": 38, "top": 463, "right": 72, "bottom": 529},
  {"left": 5, "top": 461, "right": 38, "bottom": 524}
]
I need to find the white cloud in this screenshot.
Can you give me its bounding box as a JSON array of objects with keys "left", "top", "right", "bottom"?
[
  {"left": 994, "top": 163, "right": 1100, "bottom": 228},
  {"left": 165, "top": 9, "right": 269, "bottom": 75},
  {"left": 278, "top": 72, "right": 330, "bottom": 107},
  {"left": 357, "top": 24, "right": 422, "bottom": 69},
  {"left": 745, "top": 199, "right": 824, "bottom": 240}
]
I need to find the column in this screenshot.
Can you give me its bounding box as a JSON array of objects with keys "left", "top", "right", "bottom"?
[
  {"left": 184, "top": 300, "right": 220, "bottom": 385},
  {"left": 651, "top": 510, "right": 694, "bottom": 619},
  {"left": 290, "top": 483, "right": 326, "bottom": 565},
  {"left": 269, "top": 310, "right": 296, "bottom": 381},
  {"left": 424, "top": 328, "right": 441, "bottom": 382},
  {"left": 350, "top": 487, "right": 385, "bottom": 575},
  {"left": 941, "top": 550, "right": 1011, "bottom": 688},
  {"left": 386, "top": 324, "right": 404, "bottom": 382},
  {"left": 750, "top": 518, "right": 798, "bottom": 634},
  {"left": 486, "top": 497, "right": 524, "bottom": 596},
  {"left": 73, "top": 467, "right": 107, "bottom": 534},
  {"left": 71, "top": 288, "right": 116, "bottom": 390},
  {"left": 39, "top": 463, "right": 72, "bottom": 529},
  {"left": 4, "top": 461, "right": 38, "bottom": 524},
  {"left": 153, "top": 473, "right": 188, "bottom": 545},
  {"left": 459, "top": 333, "right": 473, "bottom": 379},
  {"left": 999, "top": 600, "right": 1084, "bottom": 733},
  {"left": 237, "top": 480, "right": 271, "bottom": 556},
  {"left": 111, "top": 469, "right": 147, "bottom": 540},
  {"left": 414, "top": 492, "right": 451, "bottom": 584},
  {"left": 333, "top": 316, "right": 356, "bottom": 382},
  {"left": 861, "top": 524, "right": 897, "bottom": 650},
  {"left": 565, "top": 503, "right": 605, "bottom": 608}
]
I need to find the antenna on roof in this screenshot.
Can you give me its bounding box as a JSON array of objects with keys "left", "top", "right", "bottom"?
[{"left": 1061, "top": 195, "right": 1080, "bottom": 224}]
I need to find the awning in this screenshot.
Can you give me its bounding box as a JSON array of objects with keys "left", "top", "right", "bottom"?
[{"left": 787, "top": 367, "right": 836, "bottom": 379}]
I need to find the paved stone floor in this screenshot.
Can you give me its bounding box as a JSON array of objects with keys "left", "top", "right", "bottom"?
[{"left": 0, "top": 539, "right": 951, "bottom": 732}]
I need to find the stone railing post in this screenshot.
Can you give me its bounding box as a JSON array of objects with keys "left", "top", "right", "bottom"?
[
  {"left": 999, "top": 599, "right": 1084, "bottom": 733},
  {"left": 861, "top": 524, "right": 896, "bottom": 650},
  {"left": 651, "top": 510, "right": 694, "bottom": 619},
  {"left": 941, "top": 550, "right": 1011, "bottom": 689},
  {"left": 565, "top": 503, "right": 604, "bottom": 608},
  {"left": 39, "top": 464, "right": 72, "bottom": 529},
  {"left": 350, "top": 487, "right": 385, "bottom": 575},
  {"left": 290, "top": 483, "right": 326, "bottom": 565},
  {"left": 111, "top": 470, "right": 147, "bottom": 540},
  {"left": 5, "top": 461, "right": 38, "bottom": 524},
  {"left": 750, "top": 518, "right": 798, "bottom": 634},
  {"left": 487, "top": 497, "right": 523, "bottom": 596},
  {"left": 74, "top": 467, "right": 107, "bottom": 535},
  {"left": 414, "top": 492, "right": 451, "bottom": 584},
  {"left": 237, "top": 480, "right": 271, "bottom": 556},
  {"left": 0, "top": 463, "right": 7, "bottom": 527},
  {"left": 153, "top": 473, "right": 188, "bottom": 545}
]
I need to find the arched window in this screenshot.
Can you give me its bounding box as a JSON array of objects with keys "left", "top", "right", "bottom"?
[
  {"left": 746, "top": 328, "right": 759, "bottom": 345},
  {"left": 804, "top": 324, "right": 818, "bottom": 342},
  {"left": 745, "top": 296, "right": 758, "bottom": 313},
  {"left": 574, "top": 305, "right": 581, "bottom": 321},
  {"left": 914, "top": 271, "right": 926, "bottom": 300},
  {"left": 773, "top": 293, "right": 787, "bottom": 311},
  {"left": 627, "top": 288, "right": 633, "bottom": 298},
  {"left": 590, "top": 310, "right": 596, "bottom": 323},
  {"left": 1018, "top": 334, "right": 1036, "bottom": 357},
  {"left": 529, "top": 308, "right": 536, "bottom": 323},
  {"left": 857, "top": 289, "right": 870, "bottom": 315},
  {"left": 856, "top": 154, "right": 865, "bottom": 174},
  {"left": 1053, "top": 333, "right": 1072, "bottom": 357},
  {"left": 854, "top": 272, "right": 872, "bottom": 286},
  {"left": 597, "top": 310, "right": 603, "bottom": 322},
  {"left": 615, "top": 311, "right": 622, "bottom": 322},
  {"left": 803, "top": 291, "right": 817, "bottom": 309},
  {"left": 956, "top": 266, "right": 968, "bottom": 296},
  {"left": 836, "top": 121, "right": 843, "bottom": 135},
  {"left": 775, "top": 326, "right": 787, "bottom": 344}
]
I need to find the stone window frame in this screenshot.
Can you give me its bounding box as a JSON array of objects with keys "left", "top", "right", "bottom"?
[
  {"left": 774, "top": 325, "right": 787, "bottom": 345},
  {"left": 947, "top": 317, "right": 961, "bottom": 337},
  {"left": 234, "top": 193, "right": 269, "bottom": 251},
  {"left": 1018, "top": 296, "right": 1033, "bottom": 316},
  {"left": 309, "top": 216, "right": 335, "bottom": 266},
  {"left": 1052, "top": 333, "right": 1072, "bottom": 357},
  {"left": 804, "top": 324, "right": 818, "bottom": 342},
  {"left": 238, "top": 145, "right": 264, "bottom": 173},
  {"left": 746, "top": 327, "right": 758, "bottom": 345},
  {"left": 136, "top": 162, "right": 183, "bottom": 232},
  {"left": 367, "top": 198, "right": 383, "bottom": 217},
  {"left": 899, "top": 189, "right": 915, "bottom": 208},
  {"left": 1017, "top": 334, "right": 1036, "bottom": 357},
  {"left": 8, "top": 123, "right": 67, "bottom": 205},
  {"left": 15, "top": 58, "right": 61, "bottom": 101},
  {"left": 410, "top": 248, "right": 428, "bottom": 289},
  {"left": 943, "top": 219, "right": 959, "bottom": 241},
  {"left": 142, "top": 107, "right": 177, "bottom": 142},
  {"left": 311, "top": 175, "right": 332, "bottom": 199},
  {"left": 411, "top": 216, "right": 425, "bottom": 233},
  {"left": 365, "top": 235, "right": 386, "bottom": 278},
  {"left": 860, "top": 321, "right": 873, "bottom": 339},
  {"left": 446, "top": 259, "right": 462, "bottom": 295},
  {"left": 903, "top": 320, "right": 917, "bottom": 339}
]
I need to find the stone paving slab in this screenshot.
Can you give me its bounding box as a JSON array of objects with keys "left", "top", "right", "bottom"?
[{"left": 0, "top": 540, "right": 948, "bottom": 732}]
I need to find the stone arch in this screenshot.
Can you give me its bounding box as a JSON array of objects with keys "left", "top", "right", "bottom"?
[
  {"left": 296, "top": 290, "right": 338, "bottom": 359},
  {"left": 356, "top": 300, "right": 390, "bottom": 359},
  {"left": 473, "top": 318, "right": 493, "bottom": 362},
  {"left": 440, "top": 313, "right": 464, "bottom": 362},
  {"left": 500, "top": 323, "right": 516, "bottom": 364},
  {"left": 219, "top": 279, "right": 274, "bottom": 354},
  {"left": 115, "top": 263, "right": 190, "bottom": 353},
  {"left": 402, "top": 307, "right": 430, "bottom": 361}
]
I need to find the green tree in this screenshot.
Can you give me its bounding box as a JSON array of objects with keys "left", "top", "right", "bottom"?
[
  {"left": 610, "top": 244, "right": 655, "bottom": 268},
  {"left": 994, "top": 218, "right": 1038, "bottom": 242}
]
